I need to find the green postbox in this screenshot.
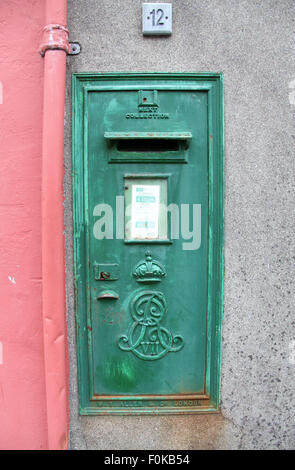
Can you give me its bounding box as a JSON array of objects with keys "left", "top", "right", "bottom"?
[{"left": 72, "top": 73, "right": 224, "bottom": 414}]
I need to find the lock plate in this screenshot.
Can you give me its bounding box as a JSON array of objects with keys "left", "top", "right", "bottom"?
[{"left": 93, "top": 263, "right": 119, "bottom": 281}]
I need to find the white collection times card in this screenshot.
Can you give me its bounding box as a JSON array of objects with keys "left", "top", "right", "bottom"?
[{"left": 131, "top": 184, "right": 160, "bottom": 239}]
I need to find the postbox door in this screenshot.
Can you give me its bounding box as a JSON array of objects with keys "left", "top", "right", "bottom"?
[{"left": 73, "top": 74, "right": 224, "bottom": 414}]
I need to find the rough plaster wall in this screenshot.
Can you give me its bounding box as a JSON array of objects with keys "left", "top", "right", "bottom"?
[
  {"left": 64, "top": 0, "right": 295, "bottom": 449},
  {"left": 0, "top": 1, "right": 48, "bottom": 450}
]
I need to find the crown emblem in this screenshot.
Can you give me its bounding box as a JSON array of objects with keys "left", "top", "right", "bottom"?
[{"left": 132, "top": 251, "right": 166, "bottom": 283}]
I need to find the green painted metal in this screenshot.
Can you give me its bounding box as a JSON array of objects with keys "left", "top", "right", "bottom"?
[
  {"left": 72, "top": 73, "right": 224, "bottom": 415},
  {"left": 104, "top": 131, "right": 192, "bottom": 139}
]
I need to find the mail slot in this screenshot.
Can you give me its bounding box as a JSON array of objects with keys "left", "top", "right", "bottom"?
[
  {"left": 105, "top": 132, "right": 191, "bottom": 163},
  {"left": 72, "top": 73, "right": 224, "bottom": 414}
]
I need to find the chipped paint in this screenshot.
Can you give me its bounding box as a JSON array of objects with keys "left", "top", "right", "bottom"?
[{"left": 8, "top": 276, "right": 16, "bottom": 285}]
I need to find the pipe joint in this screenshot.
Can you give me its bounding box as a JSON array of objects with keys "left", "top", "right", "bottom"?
[{"left": 39, "top": 24, "right": 70, "bottom": 56}]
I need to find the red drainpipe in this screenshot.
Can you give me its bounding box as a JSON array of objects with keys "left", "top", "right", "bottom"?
[{"left": 39, "top": 0, "right": 69, "bottom": 450}]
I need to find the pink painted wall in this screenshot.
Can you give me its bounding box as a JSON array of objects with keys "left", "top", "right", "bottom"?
[{"left": 0, "top": 1, "right": 48, "bottom": 449}]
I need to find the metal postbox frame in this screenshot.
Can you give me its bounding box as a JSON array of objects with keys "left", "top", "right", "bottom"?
[{"left": 72, "top": 72, "right": 224, "bottom": 415}]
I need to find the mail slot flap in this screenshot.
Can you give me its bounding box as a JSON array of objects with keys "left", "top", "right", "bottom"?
[
  {"left": 104, "top": 131, "right": 192, "bottom": 157},
  {"left": 104, "top": 131, "right": 192, "bottom": 141}
]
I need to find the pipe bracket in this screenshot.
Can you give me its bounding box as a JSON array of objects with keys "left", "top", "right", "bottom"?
[{"left": 39, "top": 24, "right": 80, "bottom": 56}]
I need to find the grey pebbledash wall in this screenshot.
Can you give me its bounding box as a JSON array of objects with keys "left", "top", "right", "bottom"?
[{"left": 64, "top": 0, "right": 295, "bottom": 449}]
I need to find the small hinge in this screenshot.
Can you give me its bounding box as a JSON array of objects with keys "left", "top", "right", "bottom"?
[{"left": 39, "top": 24, "right": 70, "bottom": 56}]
